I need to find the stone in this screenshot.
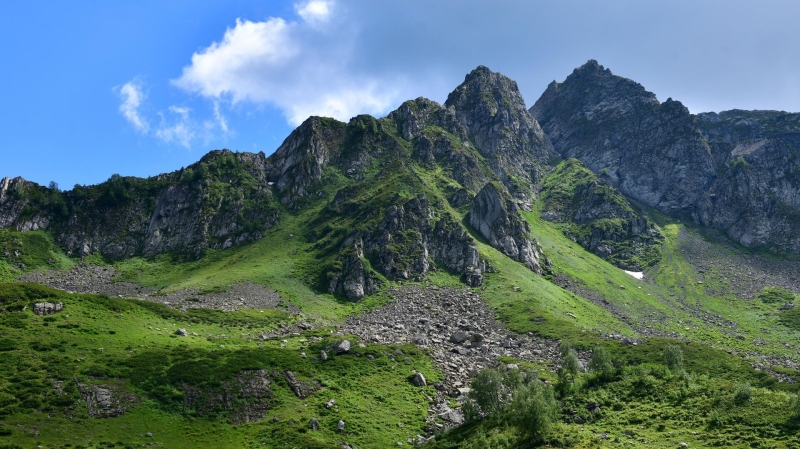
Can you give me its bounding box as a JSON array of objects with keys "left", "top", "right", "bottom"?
[
  {"left": 449, "top": 331, "right": 469, "bottom": 344},
  {"left": 412, "top": 373, "right": 427, "bottom": 387},
  {"left": 320, "top": 350, "right": 328, "bottom": 361},
  {"left": 337, "top": 420, "right": 345, "bottom": 432},
  {"left": 309, "top": 418, "right": 320, "bottom": 431},
  {"left": 175, "top": 328, "right": 188, "bottom": 337},
  {"left": 33, "top": 302, "right": 63, "bottom": 316},
  {"left": 334, "top": 340, "right": 351, "bottom": 354},
  {"left": 437, "top": 408, "right": 464, "bottom": 424}
]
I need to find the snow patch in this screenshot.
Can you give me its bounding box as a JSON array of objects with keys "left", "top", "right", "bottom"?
[{"left": 623, "top": 270, "right": 643, "bottom": 280}]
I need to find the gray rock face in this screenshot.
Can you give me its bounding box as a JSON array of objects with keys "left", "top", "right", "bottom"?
[
  {"left": 468, "top": 183, "right": 548, "bottom": 274},
  {"left": 1, "top": 150, "right": 279, "bottom": 260},
  {"left": 388, "top": 98, "right": 493, "bottom": 193},
  {"left": 182, "top": 369, "right": 274, "bottom": 424},
  {"left": 333, "top": 340, "right": 351, "bottom": 354},
  {"left": 445, "top": 66, "right": 555, "bottom": 193},
  {"left": 282, "top": 370, "right": 320, "bottom": 399},
  {"left": 329, "top": 195, "right": 485, "bottom": 300},
  {"left": 265, "top": 117, "right": 347, "bottom": 207},
  {"left": 33, "top": 302, "right": 63, "bottom": 316},
  {"left": 77, "top": 382, "right": 137, "bottom": 418},
  {"left": 532, "top": 60, "right": 716, "bottom": 215},
  {"left": 694, "top": 110, "right": 800, "bottom": 253}
]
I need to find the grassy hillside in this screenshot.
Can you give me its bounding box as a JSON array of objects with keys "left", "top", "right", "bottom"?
[{"left": 0, "top": 283, "right": 442, "bottom": 449}]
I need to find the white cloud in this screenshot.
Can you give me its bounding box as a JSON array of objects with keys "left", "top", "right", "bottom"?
[
  {"left": 172, "top": 1, "right": 403, "bottom": 126},
  {"left": 296, "top": 0, "right": 333, "bottom": 24},
  {"left": 117, "top": 80, "right": 148, "bottom": 132},
  {"left": 212, "top": 101, "right": 228, "bottom": 133},
  {"left": 155, "top": 106, "right": 194, "bottom": 149},
  {"left": 173, "top": 18, "right": 298, "bottom": 102}
]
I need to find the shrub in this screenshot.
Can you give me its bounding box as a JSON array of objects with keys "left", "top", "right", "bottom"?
[
  {"left": 563, "top": 349, "right": 580, "bottom": 383},
  {"left": 0, "top": 338, "right": 16, "bottom": 351},
  {"left": 588, "top": 347, "right": 613, "bottom": 375},
  {"left": 733, "top": 383, "right": 752, "bottom": 404},
  {"left": 793, "top": 394, "right": 800, "bottom": 420},
  {"left": 507, "top": 380, "right": 558, "bottom": 444},
  {"left": 707, "top": 409, "right": 723, "bottom": 428},
  {"left": 663, "top": 344, "right": 684, "bottom": 373},
  {"left": 464, "top": 369, "right": 504, "bottom": 420}
]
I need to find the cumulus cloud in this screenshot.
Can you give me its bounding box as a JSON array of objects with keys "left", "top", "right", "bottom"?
[
  {"left": 172, "top": 0, "right": 403, "bottom": 126},
  {"left": 295, "top": 0, "right": 333, "bottom": 24},
  {"left": 155, "top": 106, "right": 195, "bottom": 149},
  {"left": 117, "top": 80, "right": 148, "bottom": 132}
]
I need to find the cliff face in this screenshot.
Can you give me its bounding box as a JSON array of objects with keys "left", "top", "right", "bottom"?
[
  {"left": 446, "top": 66, "right": 555, "bottom": 201},
  {"left": 531, "top": 60, "right": 716, "bottom": 215},
  {"left": 532, "top": 60, "right": 800, "bottom": 254},
  {"left": 468, "top": 182, "right": 549, "bottom": 274},
  {"left": 694, "top": 111, "right": 800, "bottom": 252},
  {"left": 0, "top": 150, "right": 280, "bottom": 260}
]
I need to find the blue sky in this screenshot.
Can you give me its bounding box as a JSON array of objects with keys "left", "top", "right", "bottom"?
[{"left": 2, "top": 0, "right": 799, "bottom": 188}]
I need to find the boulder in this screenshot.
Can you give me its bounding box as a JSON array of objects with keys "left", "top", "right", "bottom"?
[{"left": 33, "top": 302, "right": 63, "bottom": 316}]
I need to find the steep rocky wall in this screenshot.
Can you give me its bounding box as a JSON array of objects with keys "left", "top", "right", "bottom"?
[
  {"left": 694, "top": 111, "right": 800, "bottom": 252},
  {"left": 468, "top": 183, "right": 549, "bottom": 274},
  {"left": 0, "top": 150, "right": 280, "bottom": 259},
  {"left": 532, "top": 60, "right": 800, "bottom": 254},
  {"left": 446, "top": 66, "right": 555, "bottom": 200},
  {"left": 531, "top": 60, "right": 716, "bottom": 215}
]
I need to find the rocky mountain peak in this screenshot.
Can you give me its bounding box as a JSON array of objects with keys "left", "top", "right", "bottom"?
[
  {"left": 531, "top": 60, "right": 714, "bottom": 215},
  {"left": 444, "top": 66, "right": 553, "bottom": 194}
]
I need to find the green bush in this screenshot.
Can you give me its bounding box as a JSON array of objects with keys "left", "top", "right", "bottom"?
[
  {"left": 663, "top": 344, "right": 684, "bottom": 373},
  {"left": 588, "top": 347, "right": 613, "bottom": 375},
  {"left": 464, "top": 369, "right": 504, "bottom": 420},
  {"left": 507, "top": 380, "right": 558, "bottom": 444},
  {"left": 563, "top": 349, "right": 580, "bottom": 383},
  {"left": 733, "top": 383, "right": 752, "bottom": 403},
  {"left": 0, "top": 338, "right": 17, "bottom": 351}
]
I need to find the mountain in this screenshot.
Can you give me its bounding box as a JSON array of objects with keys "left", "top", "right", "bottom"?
[
  {"left": 2, "top": 62, "right": 800, "bottom": 449},
  {"left": 532, "top": 59, "right": 800, "bottom": 254}
]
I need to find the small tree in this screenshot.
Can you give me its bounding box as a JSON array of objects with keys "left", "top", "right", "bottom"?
[
  {"left": 588, "top": 347, "right": 613, "bottom": 375},
  {"left": 558, "top": 340, "right": 573, "bottom": 359},
  {"left": 563, "top": 349, "right": 580, "bottom": 383},
  {"left": 465, "top": 369, "right": 505, "bottom": 420},
  {"left": 663, "top": 344, "right": 684, "bottom": 373},
  {"left": 507, "top": 380, "right": 558, "bottom": 444}
]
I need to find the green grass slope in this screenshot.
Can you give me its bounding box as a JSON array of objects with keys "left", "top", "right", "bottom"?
[{"left": 0, "top": 283, "right": 442, "bottom": 449}]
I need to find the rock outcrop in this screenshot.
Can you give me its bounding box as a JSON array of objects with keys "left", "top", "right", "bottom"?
[
  {"left": 77, "top": 381, "right": 137, "bottom": 418},
  {"left": 33, "top": 302, "right": 64, "bottom": 316},
  {"left": 468, "top": 183, "right": 548, "bottom": 274},
  {"left": 182, "top": 369, "right": 273, "bottom": 424},
  {"left": 532, "top": 60, "right": 800, "bottom": 254},
  {"left": 446, "top": 66, "right": 555, "bottom": 197},
  {"left": 540, "top": 159, "right": 662, "bottom": 270},
  {"left": 694, "top": 110, "right": 800, "bottom": 252},
  {"left": 328, "top": 195, "right": 486, "bottom": 300},
  {"left": 532, "top": 60, "right": 716, "bottom": 215},
  {"left": 1, "top": 150, "right": 279, "bottom": 260}
]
